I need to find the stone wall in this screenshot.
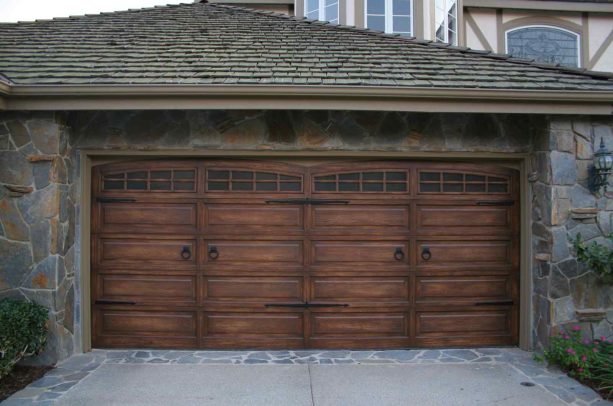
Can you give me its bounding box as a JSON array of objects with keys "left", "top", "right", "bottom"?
[
  {"left": 531, "top": 116, "right": 613, "bottom": 350},
  {"left": 66, "top": 110, "right": 542, "bottom": 152},
  {"left": 1, "top": 109, "right": 611, "bottom": 362},
  {"left": 0, "top": 112, "right": 76, "bottom": 364}
]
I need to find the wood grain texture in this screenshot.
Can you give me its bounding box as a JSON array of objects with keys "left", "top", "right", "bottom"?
[{"left": 92, "top": 160, "right": 520, "bottom": 349}]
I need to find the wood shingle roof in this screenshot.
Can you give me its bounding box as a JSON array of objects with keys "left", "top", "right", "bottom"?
[{"left": 1, "top": 2, "right": 612, "bottom": 90}]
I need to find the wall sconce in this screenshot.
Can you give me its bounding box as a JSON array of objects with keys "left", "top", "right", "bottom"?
[{"left": 589, "top": 138, "right": 613, "bottom": 193}]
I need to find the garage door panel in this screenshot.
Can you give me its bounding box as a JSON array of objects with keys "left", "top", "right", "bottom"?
[
  {"left": 206, "top": 204, "right": 304, "bottom": 230},
  {"left": 97, "top": 239, "right": 197, "bottom": 268},
  {"left": 416, "top": 276, "right": 511, "bottom": 303},
  {"left": 95, "top": 309, "right": 197, "bottom": 337},
  {"left": 310, "top": 312, "right": 409, "bottom": 338},
  {"left": 204, "top": 313, "right": 304, "bottom": 337},
  {"left": 417, "top": 240, "right": 511, "bottom": 266},
  {"left": 311, "top": 205, "right": 409, "bottom": 230},
  {"left": 417, "top": 205, "right": 512, "bottom": 235},
  {"left": 97, "top": 202, "right": 198, "bottom": 234},
  {"left": 312, "top": 241, "right": 409, "bottom": 266},
  {"left": 204, "top": 241, "right": 303, "bottom": 265},
  {"left": 203, "top": 277, "right": 303, "bottom": 302},
  {"left": 415, "top": 310, "right": 512, "bottom": 343},
  {"left": 310, "top": 277, "right": 409, "bottom": 303},
  {"left": 96, "top": 274, "right": 197, "bottom": 304}
]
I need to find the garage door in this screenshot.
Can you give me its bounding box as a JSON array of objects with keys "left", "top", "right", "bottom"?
[{"left": 91, "top": 160, "right": 519, "bottom": 349}]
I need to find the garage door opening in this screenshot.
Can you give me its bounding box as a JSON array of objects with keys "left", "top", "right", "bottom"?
[{"left": 91, "top": 159, "right": 519, "bottom": 349}]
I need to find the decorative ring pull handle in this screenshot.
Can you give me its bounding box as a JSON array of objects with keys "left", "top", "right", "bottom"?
[
  {"left": 421, "top": 246, "right": 432, "bottom": 261},
  {"left": 394, "top": 247, "right": 405, "bottom": 261},
  {"left": 208, "top": 246, "right": 219, "bottom": 260},
  {"left": 181, "top": 246, "right": 192, "bottom": 260}
]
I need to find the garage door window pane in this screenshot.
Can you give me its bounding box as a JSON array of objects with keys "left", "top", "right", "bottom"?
[
  {"left": 506, "top": 26, "right": 579, "bottom": 67},
  {"left": 151, "top": 170, "right": 171, "bottom": 179},
  {"left": 209, "top": 181, "right": 229, "bottom": 191},
  {"left": 208, "top": 170, "right": 230, "bottom": 180},
  {"left": 151, "top": 181, "right": 171, "bottom": 191}
]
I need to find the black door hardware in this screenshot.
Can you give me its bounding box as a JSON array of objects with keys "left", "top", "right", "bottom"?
[
  {"left": 266, "top": 198, "right": 349, "bottom": 205},
  {"left": 475, "top": 300, "right": 514, "bottom": 306},
  {"left": 394, "top": 247, "right": 405, "bottom": 261},
  {"left": 476, "top": 200, "right": 515, "bottom": 206},
  {"left": 421, "top": 246, "right": 432, "bottom": 261},
  {"left": 95, "top": 300, "right": 136, "bottom": 305},
  {"left": 265, "top": 302, "right": 349, "bottom": 308},
  {"left": 181, "top": 246, "right": 192, "bottom": 260},
  {"left": 208, "top": 245, "right": 219, "bottom": 260},
  {"left": 96, "top": 197, "right": 137, "bottom": 203}
]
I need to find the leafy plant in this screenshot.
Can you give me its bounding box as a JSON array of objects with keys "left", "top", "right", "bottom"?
[
  {"left": 0, "top": 299, "right": 48, "bottom": 380},
  {"left": 545, "top": 325, "right": 613, "bottom": 399},
  {"left": 572, "top": 233, "right": 613, "bottom": 284}
]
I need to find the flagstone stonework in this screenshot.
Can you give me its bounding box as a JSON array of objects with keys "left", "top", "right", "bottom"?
[{"left": 0, "top": 110, "right": 611, "bottom": 362}]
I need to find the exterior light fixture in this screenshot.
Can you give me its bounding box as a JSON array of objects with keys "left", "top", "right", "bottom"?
[{"left": 589, "top": 138, "right": 613, "bottom": 193}]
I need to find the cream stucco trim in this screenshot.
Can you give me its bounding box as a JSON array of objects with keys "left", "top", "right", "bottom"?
[
  {"left": 78, "top": 149, "right": 532, "bottom": 352},
  {"left": 463, "top": 0, "right": 613, "bottom": 13},
  {"left": 2, "top": 85, "right": 612, "bottom": 114}
]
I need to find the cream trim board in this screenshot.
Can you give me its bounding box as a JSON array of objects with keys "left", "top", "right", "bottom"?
[
  {"left": 3, "top": 85, "right": 613, "bottom": 114},
  {"left": 465, "top": 10, "right": 494, "bottom": 51},
  {"left": 5, "top": 96, "right": 612, "bottom": 115},
  {"left": 78, "top": 152, "right": 92, "bottom": 353},
  {"left": 588, "top": 27, "right": 613, "bottom": 70},
  {"left": 464, "top": 0, "right": 613, "bottom": 13},
  {"left": 78, "top": 150, "right": 532, "bottom": 351},
  {"left": 505, "top": 25, "right": 582, "bottom": 68}
]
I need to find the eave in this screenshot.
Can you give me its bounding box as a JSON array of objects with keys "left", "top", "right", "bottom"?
[{"left": 1, "top": 84, "right": 612, "bottom": 115}]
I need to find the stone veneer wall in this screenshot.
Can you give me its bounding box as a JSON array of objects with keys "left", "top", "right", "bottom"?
[
  {"left": 0, "top": 112, "right": 76, "bottom": 363},
  {"left": 1, "top": 109, "right": 611, "bottom": 362},
  {"left": 531, "top": 117, "right": 613, "bottom": 350}
]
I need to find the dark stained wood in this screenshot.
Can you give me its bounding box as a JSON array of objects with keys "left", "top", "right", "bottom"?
[{"left": 92, "top": 160, "right": 520, "bottom": 349}]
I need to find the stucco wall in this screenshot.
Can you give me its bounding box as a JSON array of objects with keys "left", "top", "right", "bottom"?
[
  {"left": 1, "top": 110, "right": 611, "bottom": 362},
  {"left": 464, "top": 8, "right": 613, "bottom": 71}
]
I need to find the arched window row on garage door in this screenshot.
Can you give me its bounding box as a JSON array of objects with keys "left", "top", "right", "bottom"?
[
  {"left": 312, "top": 170, "right": 409, "bottom": 193},
  {"left": 205, "top": 169, "right": 303, "bottom": 192},
  {"left": 102, "top": 169, "right": 196, "bottom": 192},
  {"left": 419, "top": 170, "right": 509, "bottom": 194}
]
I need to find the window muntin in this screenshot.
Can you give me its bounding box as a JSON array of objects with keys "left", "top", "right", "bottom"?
[
  {"left": 435, "top": 0, "right": 457, "bottom": 45},
  {"left": 506, "top": 26, "right": 580, "bottom": 68},
  {"left": 306, "top": 0, "right": 339, "bottom": 24},
  {"left": 206, "top": 169, "right": 303, "bottom": 193},
  {"left": 366, "top": 0, "right": 412, "bottom": 36},
  {"left": 313, "top": 171, "right": 409, "bottom": 193},
  {"left": 418, "top": 171, "right": 509, "bottom": 194}
]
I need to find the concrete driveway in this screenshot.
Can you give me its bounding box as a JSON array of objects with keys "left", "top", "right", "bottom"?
[{"left": 3, "top": 349, "right": 611, "bottom": 406}]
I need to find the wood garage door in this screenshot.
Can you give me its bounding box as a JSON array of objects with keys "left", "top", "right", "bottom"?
[{"left": 91, "top": 160, "right": 519, "bottom": 349}]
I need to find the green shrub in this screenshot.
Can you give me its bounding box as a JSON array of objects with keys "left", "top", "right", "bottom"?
[
  {"left": 573, "top": 233, "right": 613, "bottom": 284},
  {"left": 0, "top": 299, "right": 48, "bottom": 379},
  {"left": 545, "top": 325, "right": 613, "bottom": 399}
]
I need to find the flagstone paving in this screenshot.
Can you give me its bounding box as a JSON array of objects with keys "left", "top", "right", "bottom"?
[{"left": 2, "top": 348, "right": 611, "bottom": 405}]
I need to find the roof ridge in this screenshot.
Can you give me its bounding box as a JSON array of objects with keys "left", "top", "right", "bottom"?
[{"left": 211, "top": 3, "right": 613, "bottom": 81}]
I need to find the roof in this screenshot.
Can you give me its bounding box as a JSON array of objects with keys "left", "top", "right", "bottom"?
[{"left": 0, "top": 2, "right": 612, "bottom": 92}]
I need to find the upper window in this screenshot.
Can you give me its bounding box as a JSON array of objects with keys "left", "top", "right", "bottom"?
[
  {"left": 506, "top": 26, "right": 580, "bottom": 68},
  {"left": 435, "top": 0, "right": 457, "bottom": 45},
  {"left": 305, "top": 0, "right": 339, "bottom": 24},
  {"left": 366, "top": 0, "right": 412, "bottom": 36}
]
